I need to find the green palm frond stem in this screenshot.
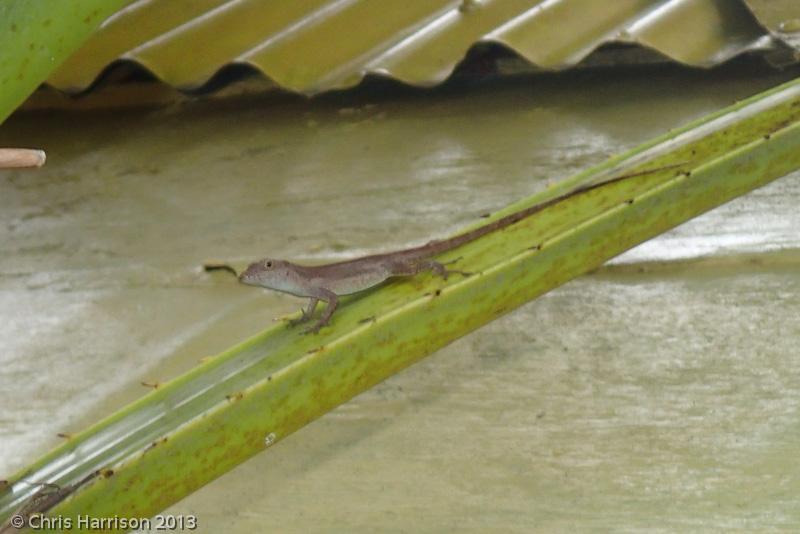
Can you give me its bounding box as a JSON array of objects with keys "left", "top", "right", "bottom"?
[{"left": 2, "top": 76, "right": 799, "bottom": 530}]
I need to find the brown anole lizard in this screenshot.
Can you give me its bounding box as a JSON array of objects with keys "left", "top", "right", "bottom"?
[{"left": 239, "top": 163, "right": 687, "bottom": 333}]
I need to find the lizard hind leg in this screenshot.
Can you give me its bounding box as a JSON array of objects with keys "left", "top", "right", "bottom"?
[
  {"left": 415, "top": 259, "right": 472, "bottom": 280},
  {"left": 387, "top": 257, "right": 471, "bottom": 281}
]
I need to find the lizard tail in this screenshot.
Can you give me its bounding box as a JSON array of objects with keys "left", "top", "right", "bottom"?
[
  {"left": 410, "top": 186, "right": 581, "bottom": 258},
  {"left": 409, "top": 162, "right": 687, "bottom": 259}
]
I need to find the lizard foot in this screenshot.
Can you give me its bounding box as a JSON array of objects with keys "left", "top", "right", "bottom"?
[
  {"left": 426, "top": 260, "right": 472, "bottom": 280},
  {"left": 441, "top": 256, "right": 463, "bottom": 266},
  {"left": 302, "top": 320, "right": 328, "bottom": 335},
  {"left": 287, "top": 311, "right": 313, "bottom": 327},
  {"left": 274, "top": 314, "right": 306, "bottom": 326}
]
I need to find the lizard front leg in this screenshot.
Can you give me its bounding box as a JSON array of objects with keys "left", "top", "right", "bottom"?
[
  {"left": 288, "top": 297, "right": 319, "bottom": 326},
  {"left": 304, "top": 288, "right": 339, "bottom": 334}
]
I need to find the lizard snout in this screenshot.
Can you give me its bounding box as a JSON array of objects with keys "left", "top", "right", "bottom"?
[{"left": 238, "top": 263, "right": 259, "bottom": 284}]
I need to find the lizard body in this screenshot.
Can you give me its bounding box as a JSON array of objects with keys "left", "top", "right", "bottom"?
[{"left": 240, "top": 163, "right": 686, "bottom": 333}]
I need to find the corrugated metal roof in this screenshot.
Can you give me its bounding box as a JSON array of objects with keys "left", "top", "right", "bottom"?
[
  {"left": 48, "top": 0, "right": 799, "bottom": 95},
  {"left": 744, "top": 0, "right": 800, "bottom": 32}
]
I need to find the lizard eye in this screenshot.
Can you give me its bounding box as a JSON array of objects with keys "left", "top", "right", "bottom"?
[{"left": 265, "top": 261, "right": 272, "bottom": 268}]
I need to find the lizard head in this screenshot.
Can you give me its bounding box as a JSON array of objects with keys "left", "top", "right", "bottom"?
[
  {"left": 239, "top": 258, "right": 284, "bottom": 285},
  {"left": 239, "top": 258, "right": 305, "bottom": 295}
]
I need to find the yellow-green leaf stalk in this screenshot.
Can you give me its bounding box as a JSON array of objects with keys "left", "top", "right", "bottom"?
[{"left": 2, "top": 76, "right": 799, "bottom": 531}]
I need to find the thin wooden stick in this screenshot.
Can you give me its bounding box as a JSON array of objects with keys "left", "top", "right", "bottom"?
[{"left": 0, "top": 148, "right": 46, "bottom": 169}]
